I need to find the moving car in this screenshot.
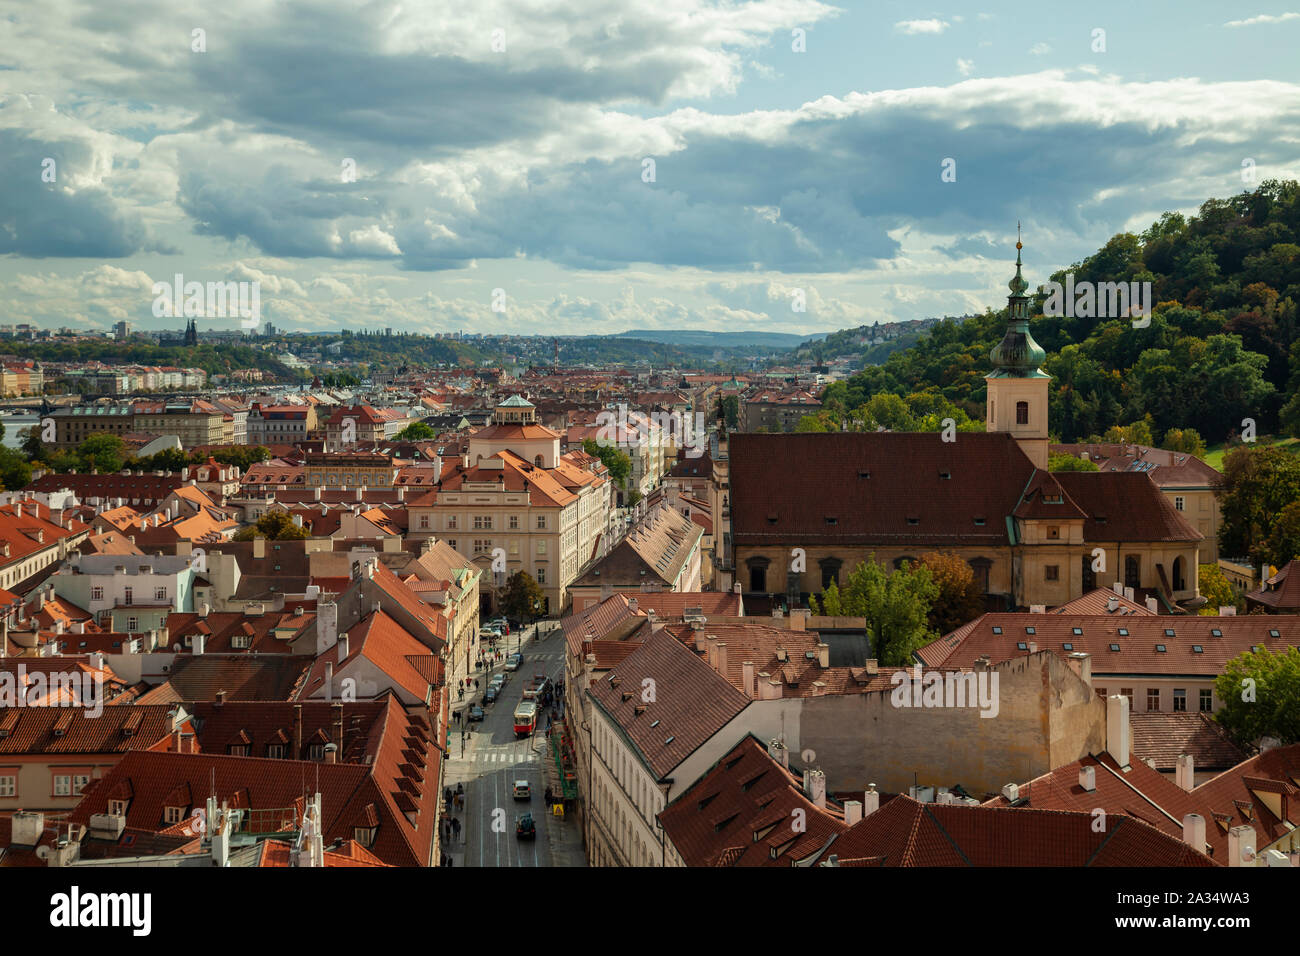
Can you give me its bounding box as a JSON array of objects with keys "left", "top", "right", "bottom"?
[
  {"left": 505, "top": 653, "right": 522, "bottom": 671},
  {"left": 513, "top": 780, "right": 531, "bottom": 800},
  {"left": 516, "top": 813, "right": 536, "bottom": 839},
  {"left": 467, "top": 704, "right": 485, "bottom": 722}
]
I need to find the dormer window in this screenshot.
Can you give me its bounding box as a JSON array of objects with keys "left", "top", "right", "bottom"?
[
  {"left": 108, "top": 799, "right": 128, "bottom": 816},
  {"left": 163, "top": 806, "right": 186, "bottom": 825}
]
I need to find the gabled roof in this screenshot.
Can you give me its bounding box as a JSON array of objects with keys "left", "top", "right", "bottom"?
[{"left": 588, "top": 629, "right": 748, "bottom": 779}]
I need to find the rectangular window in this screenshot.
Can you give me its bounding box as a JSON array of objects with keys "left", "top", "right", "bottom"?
[
  {"left": 164, "top": 806, "right": 184, "bottom": 824},
  {"left": 1174, "top": 496, "right": 1185, "bottom": 511},
  {"left": 108, "top": 799, "right": 127, "bottom": 815},
  {"left": 0, "top": 775, "right": 15, "bottom": 797},
  {"left": 91, "top": 586, "right": 104, "bottom": 601},
  {"left": 537, "top": 540, "right": 547, "bottom": 555},
  {"left": 53, "top": 775, "right": 72, "bottom": 796},
  {"left": 127, "top": 617, "right": 138, "bottom": 632},
  {"left": 1047, "top": 526, "right": 1060, "bottom": 540},
  {"left": 268, "top": 744, "right": 286, "bottom": 759},
  {"left": 1045, "top": 565, "right": 1059, "bottom": 581},
  {"left": 1121, "top": 688, "right": 1134, "bottom": 707},
  {"left": 308, "top": 744, "right": 325, "bottom": 761},
  {"left": 1173, "top": 688, "right": 1187, "bottom": 712},
  {"left": 509, "top": 515, "right": 519, "bottom": 530},
  {"left": 155, "top": 587, "right": 167, "bottom": 601},
  {"left": 72, "top": 774, "right": 90, "bottom": 795},
  {"left": 419, "top": 515, "right": 429, "bottom": 530},
  {"left": 1147, "top": 688, "right": 1160, "bottom": 712},
  {"left": 537, "top": 567, "right": 546, "bottom": 584},
  {"left": 537, "top": 516, "right": 547, "bottom": 530},
  {"left": 447, "top": 516, "right": 458, "bottom": 530},
  {"left": 1199, "top": 688, "right": 1213, "bottom": 712},
  {"left": 123, "top": 587, "right": 133, "bottom": 605}
]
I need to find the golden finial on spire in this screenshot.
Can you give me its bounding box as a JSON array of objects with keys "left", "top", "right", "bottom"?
[{"left": 1016, "top": 221, "right": 1022, "bottom": 250}]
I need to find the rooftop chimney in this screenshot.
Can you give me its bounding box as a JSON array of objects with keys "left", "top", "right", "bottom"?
[
  {"left": 1079, "top": 765, "right": 1096, "bottom": 792},
  {"left": 767, "top": 738, "right": 788, "bottom": 769},
  {"left": 1228, "top": 825, "right": 1256, "bottom": 867},
  {"left": 1175, "top": 753, "right": 1195, "bottom": 792},
  {"left": 316, "top": 601, "right": 339, "bottom": 655},
  {"left": 843, "top": 800, "right": 863, "bottom": 826},
  {"left": 741, "top": 660, "right": 755, "bottom": 697},
  {"left": 863, "top": 784, "right": 880, "bottom": 817},
  {"left": 253, "top": 535, "right": 265, "bottom": 559},
  {"left": 293, "top": 704, "right": 303, "bottom": 758},
  {"left": 804, "top": 768, "right": 826, "bottom": 808},
  {"left": 1182, "top": 813, "right": 1207, "bottom": 854},
  {"left": 816, "top": 643, "right": 829, "bottom": 668},
  {"left": 1106, "top": 693, "right": 1131, "bottom": 768}
]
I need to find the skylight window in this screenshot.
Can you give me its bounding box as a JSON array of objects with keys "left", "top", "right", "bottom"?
[
  {"left": 1062, "top": 642, "right": 1073, "bottom": 651},
  {"left": 1192, "top": 645, "right": 1204, "bottom": 654},
  {"left": 1109, "top": 643, "right": 1121, "bottom": 652},
  {"left": 1164, "top": 629, "right": 1175, "bottom": 637},
  {"left": 1016, "top": 642, "right": 1027, "bottom": 651},
  {"left": 1211, "top": 629, "right": 1222, "bottom": 637},
  {"left": 1025, "top": 626, "right": 1035, "bottom": 635},
  {"left": 1270, "top": 629, "right": 1281, "bottom": 638},
  {"left": 1155, "top": 644, "right": 1167, "bottom": 653},
  {"left": 991, "top": 626, "right": 1002, "bottom": 635},
  {"left": 1118, "top": 628, "right": 1128, "bottom": 637},
  {"left": 1072, "top": 627, "right": 1083, "bottom": 636}
]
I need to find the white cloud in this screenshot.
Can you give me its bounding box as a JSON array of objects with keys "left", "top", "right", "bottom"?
[
  {"left": 895, "top": 19, "right": 950, "bottom": 35},
  {"left": 957, "top": 58, "right": 975, "bottom": 76},
  {"left": 1224, "top": 12, "right": 1300, "bottom": 27},
  {"left": 1029, "top": 42, "right": 1052, "bottom": 56}
]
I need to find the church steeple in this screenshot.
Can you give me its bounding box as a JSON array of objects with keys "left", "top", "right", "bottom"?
[
  {"left": 985, "top": 230, "right": 1051, "bottom": 470},
  {"left": 989, "top": 227, "right": 1047, "bottom": 376}
]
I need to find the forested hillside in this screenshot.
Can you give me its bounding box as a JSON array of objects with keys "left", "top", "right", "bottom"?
[{"left": 813, "top": 181, "right": 1300, "bottom": 445}]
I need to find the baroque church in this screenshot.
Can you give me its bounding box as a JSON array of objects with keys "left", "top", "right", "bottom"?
[{"left": 729, "top": 242, "right": 1204, "bottom": 611}]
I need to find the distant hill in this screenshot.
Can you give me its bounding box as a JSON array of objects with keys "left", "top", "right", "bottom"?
[{"left": 611, "top": 329, "right": 827, "bottom": 348}]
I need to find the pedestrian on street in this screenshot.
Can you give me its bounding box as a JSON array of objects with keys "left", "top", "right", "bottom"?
[{"left": 451, "top": 817, "right": 460, "bottom": 840}]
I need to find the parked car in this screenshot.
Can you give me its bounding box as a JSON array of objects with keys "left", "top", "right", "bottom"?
[
  {"left": 467, "top": 704, "right": 485, "bottom": 722},
  {"left": 513, "top": 780, "right": 531, "bottom": 800},
  {"left": 505, "top": 653, "right": 522, "bottom": 671},
  {"left": 516, "top": 813, "right": 536, "bottom": 839},
  {"left": 490, "top": 673, "right": 507, "bottom": 690},
  {"left": 484, "top": 686, "right": 499, "bottom": 704}
]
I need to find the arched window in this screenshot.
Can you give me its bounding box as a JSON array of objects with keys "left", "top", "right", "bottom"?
[
  {"left": 535, "top": 455, "right": 544, "bottom": 467},
  {"left": 1016, "top": 401, "right": 1029, "bottom": 425},
  {"left": 1124, "top": 555, "right": 1140, "bottom": 589}
]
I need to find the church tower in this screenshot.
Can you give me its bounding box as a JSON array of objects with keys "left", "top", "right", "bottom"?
[{"left": 985, "top": 234, "right": 1050, "bottom": 469}]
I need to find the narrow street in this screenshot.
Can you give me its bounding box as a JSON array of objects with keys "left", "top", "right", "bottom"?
[{"left": 441, "top": 623, "right": 586, "bottom": 867}]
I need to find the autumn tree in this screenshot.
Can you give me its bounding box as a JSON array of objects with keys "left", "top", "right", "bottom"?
[{"left": 918, "top": 552, "right": 986, "bottom": 634}]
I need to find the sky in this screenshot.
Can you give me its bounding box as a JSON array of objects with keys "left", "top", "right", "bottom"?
[{"left": 2, "top": 0, "right": 1300, "bottom": 339}]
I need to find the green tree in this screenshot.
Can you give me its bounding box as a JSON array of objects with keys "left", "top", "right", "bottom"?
[
  {"left": 500, "top": 570, "right": 546, "bottom": 621},
  {"left": 137, "top": 447, "right": 190, "bottom": 472},
  {"left": 207, "top": 445, "right": 272, "bottom": 471},
  {"left": 582, "top": 438, "right": 632, "bottom": 486},
  {"left": 234, "top": 510, "right": 311, "bottom": 541},
  {"left": 716, "top": 395, "right": 740, "bottom": 430},
  {"left": 812, "top": 557, "right": 938, "bottom": 665},
  {"left": 0, "top": 447, "right": 31, "bottom": 491},
  {"left": 394, "top": 421, "right": 436, "bottom": 441},
  {"left": 1265, "top": 499, "right": 1300, "bottom": 568},
  {"left": 1197, "top": 564, "right": 1239, "bottom": 615},
  {"left": 1162, "top": 427, "right": 1208, "bottom": 458},
  {"left": 1215, "top": 646, "right": 1300, "bottom": 746},
  {"left": 77, "top": 433, "right": 128, "bottom": 474},
  {"left": 1048, "top": 452, "right": 1100, "bottom": 472},
  {"left": 19, "top": 425, "right": 44, "bottom": 462},
  {"left": 1218, "top": 445, "right": 1300, "bottom": 563}
]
